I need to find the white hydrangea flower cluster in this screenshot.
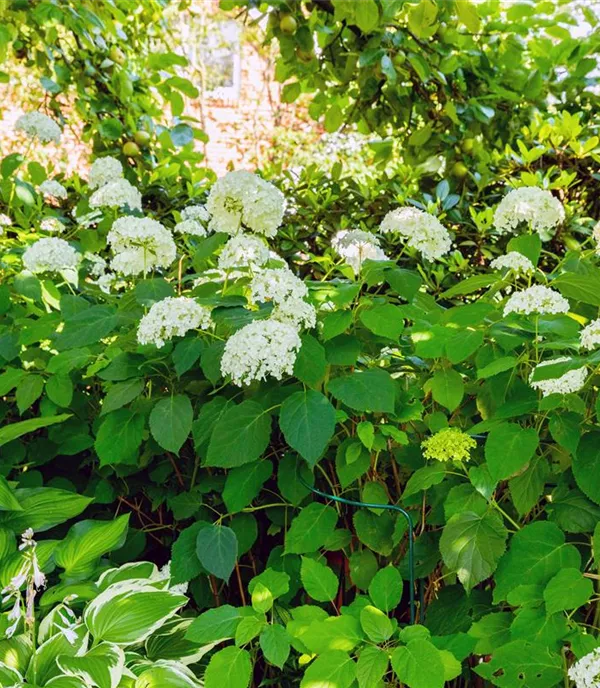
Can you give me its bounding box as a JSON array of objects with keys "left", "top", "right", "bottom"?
[
  {"left": 490, "top": 251, "right": 535, "bottom": 274},
  {"left": 206, "top": 170, "right": 285, "bottom": 238},
  {"left": 84, "top": 252, "right": 108, "bottom": 278},
  {"left": 379, "top": 207, "right": 452, "bottom": 261},
  {"left": 503, "top": 285, "right": 569, "bottom": 316},
  {"left": 137, "top": 296, "right": 213, "bottom": 348},
  {"left": 529, "top": 357, "right": 586, "bottom": 397},
  {"left": 332, "top": 229, "right": 388, "bottom": 274},
  {"left": 568, "top": 648, "right": 600, "bottom": 688},
  {"left": 220, "top": 319, "right": 301, "bottom": 386},
  {"left": 88, "top": 156, "right": 124, "bottom": 189},
  {"left": 580, "top": 318, "right": 600, "bottom": 350},
  {"left": 0, "top": 214, "right": 11, "bottom": 235},
  {"left": 15, "top": 111, "right": 61, "bottom": 144},
  {"left": 181, "top": 204, "right": 210, "bottom": 223},
  {"left": 107, "top": 217, "right": 176, "bottom": 276},
  {"left": 40, "top": 217, "right": 66, "bottom": 233},
  {"left": 250, "top": 267, "right": 316, "bottom": 329},
  {"left": 174, "top": 219, "right": 208, "bottom": 237},
  {"left": 157, "top": 561, "right": 189, "bottom": 596},
  {"left": 22, "top": 237, "right": 80, "bottom": 274},
  {"left": 175, "top": 204, "right": 211, "bottom": 236},
  {"left": 39, "top": 180, "right": 67, "bottom": 200},
  {"left": 493, "top": 187, "right": 565, "bottom": 238},
  {"left": 89, "top": 178, "right": 142, "bottom": 211},
  {"left": 218, "top": 234, "right": 270, "bottom": 270}
]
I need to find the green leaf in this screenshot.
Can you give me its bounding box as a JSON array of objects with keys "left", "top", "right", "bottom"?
[
  {"left": 484, "top": 422, "right": 539, "bottom": 482},
  {"left": 134, "top": 278, "right": 174, "bottom": 306},
  {"left": 173, "top": 339, "right": 204, "bottom": 377},
  {"left": 45, "top": 374, "right": 73, "bottom": 407},
  {"left": 205, "top": 401, "right": 271, "bottom": 468},
  {"left": 354, "top": 0, "right": 379, "bottom": 32},
  {"left": 285, "top": 502, "right": 338, "bottom": 554},
  {"left": 468, "top": 612, "right": 512, "bottom": 655},
  {"left": 301, "top": 556, "right": 338, "bottom": 602},
  {"left": 196, "top": 524, "right": 238, "bottom": 581},
  {"left": 391, "top": 638, "right": 445, "bottom": 688},
  {"left": 430, "top": 369, "right": 463, "bottom": 412},
  {"left": 260, "top": 624, "right": 290, "bottom": 669},
  {"left": 321, "top": 310, "right": 352, "bottom": 341},
  {"left": 0, "top": 476, "right": 23, "bottom": 512},
  {"left": 446, "top": 329, "right": 484, "bottom": 364},
  {"left": 54, "top": 515, "right": 129, "bottom": 576},
  {"left": 300, "top": 650, "right": 356, "bottom": 688},
  {"left": 0, "top": 488, "right": 92, "bottom": 532},
  {"left": 100, "top": 379, "right": 145, "bottom": 416},
  {"left": 185, "top": 604, "right": 243, "bottom": 643},
  {"left": 408, "top": 0, "right": 438, "bottom": 39},
  {"left": 204, "top": 647, "right": 251, "bottom": 688},
  {"left": 294, "top": 334, "right": 327, "bottom": 386},
  {"left": 360, "top": 605, "right": 393, "bottom": 643},
  {"left": 368, "top": 566, "right": 402, "bottom": 612},
  {"left": 279, "top": 390, "right": 336, "bottom": 467},
  {"left": 171, "top": 521, "right": 209, "bottom": 584},
  {"left": 474, "top": 640, "right": 562, "bottom": 687},
  {"left": 95, "top": 409, "right": 145, "bottom": 466},
  {"left": 55, "top": 306, "right": 119, "bottom": 350},
  {"left": 324, "top": 103, "right": 343, "bottom": 133},
  {"left": 223, "top": 460, "right": 273, "bottom": 513},
  {"left": 328, "top": 369, "right": 395, "bottom": 413},
  {"left": 554, "top": 271, "right": 600, "bottom": 306},
  {"left": 150, "top": 395, "right": 193, "bottom": 453},
  {"left": 455, "top": 0, "right": 481, "bottom": 32},
  {"left": 16, "top": 375, "right": 44, "bottom": 414},
  {"left": 573, "top": 431, "right": 600, "bottom": 504},
  {"left": 359, "top": 304, "right": 404, "bottom": 340},
  {"left": 440, "top": 511, "right": 508, "bottom": 592},
  {"left": 403, "top": 464, "right": 446, "bottom": 499},
  {"left": 543, "top": 568, "right": 593, "bottom": 614},
  {"left": 509, "top": 455, "right": 548, "bottom": 516},
  {"left": 357, "top": 645, "right": 389, "bottom": 688}
]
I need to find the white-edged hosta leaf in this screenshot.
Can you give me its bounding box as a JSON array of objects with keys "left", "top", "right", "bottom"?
[
  {"left": 134, "top": 660, "right": 203, "bottom": 687},
  {"left": 25, "top": 624, "right": 88, "bottom": 686},
  {"left": 56, "top": 642, "right": 124, "bottom": 688}
]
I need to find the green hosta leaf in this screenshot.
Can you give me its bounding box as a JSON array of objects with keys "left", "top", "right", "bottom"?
[
  {"left": 440, "top": 511, "right": 508, "bottom": 592},
  {"left": 205, "top": 401, "right": 271, "bottom": 468},
  {"left": 260, "top": 624, "right": 290, "bottom": 669},
  {"left": 56, "top": 642, "right": 124, "bottom": 688},
  {"left": 223, "top": 460, "right": 273, "bottom": 513},
  {"left": 149, "top": 395, "right": 193, "bottom": 453},
  {"left": 300, "top": 556, "right": 338, "bottom": 602},
  {"left": 54, "top": 515, "right": 129, "bottom": 577},
  {"left": 26, "top": 624, "right": 88, "bottom": 686},
  {"left": 54, "top": 305, "right": 119, "bottom": 350},
  {"left": 300, "top": 650, "right": 357, "bottom": 688},
  {"left": 474, "top": 639, "right": 562, "bottom": 687},
  {"left": 0, "top": 477, "right": 23, "bottom": 512},
  {"left": 360, "top": 605, "right": 393, "bottom": 643},
  {"left": 391, "top": 638, "right": 445, "bottom": 688},
  {"left": 359, "top": 304, "right": 405, "bottom": 340},
  {"left": 279, "top": 390, "right": 336, "bottom": 467},
  {"left": 430, "top": 369, "right": 463, "bottom": 412},
  {"left": 493, "top": 521, "right": 581, "bottom": 603},
  {"left": 543, "top": 568, "right": 593, "bottom": 614},
  {"left": 195, "top": 524, "right": 238, "bottom": 581},
  {"left": 0, "top": 488, "right": 92, "bottom": 532},
  {"left": 84, "top": 584, "right": 187, "bottom": 645},
  {"left": 328, "top": 368, "right": 395, "bottom": 413},
  {"left": 133, "top": 661, "right": 202, "bottom": 687},
  {"left": 484, "top": 423, "right": 539, "bottom": 482},
  {"left": 285, "top": 503, "right": 338, "bottom": 554},
  {"left": 204, "top": 646, "right": 251, "bottom": 688},
  {"left": 357, "top": 645, "right": 389, "bottom": 688},
  {"left": 45, "top": 374, "right": 73, "bottom": 407},
  {"left": 573, "top": 431, "right": 600, "bottom": 504},
  {"left": 185, "top": 605, "right": 243, "bottom": 643},
  {"left": 95, "top": 409, "right": 145, "bottom": 466},
  {"left": 368, "top": 566, "right": 402, "bottom": 612},
  {"left": 100, "top": 379, "right": 145, "bottom": 416}
]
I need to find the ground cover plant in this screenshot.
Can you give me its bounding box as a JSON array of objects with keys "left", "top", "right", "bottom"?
[{"left": 2, "top": 1, "right": 600, "bottom": 687}]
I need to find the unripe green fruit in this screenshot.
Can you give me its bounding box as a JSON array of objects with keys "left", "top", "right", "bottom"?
[
  {"left": 134, "top": 130, "right": 151, "bottom": 146},
  {"left": 393, "top": 51, "right": 406, "bottom": 67},
  {"left": 461, "top": 138, "right": 475, "bottom": 154},
  {"left": 451, "top": 161, "right": 469, "bottom": 179},
  {"left": 122, "top": 141, "right": 140, "bottom": 157},
  {"left": 279, "top": 14, "right": 297, "bottom": 34},
  {"left": 109, "top": 46, "right": 126, "bottom": 65},
  {"left": 296, "top": 47, "right": 314, "bottom": 63}
]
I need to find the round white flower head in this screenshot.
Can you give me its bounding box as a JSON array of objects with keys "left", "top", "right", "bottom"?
[
  {"left": 503, "top": 285, "right": 569, "bottom": 317},
  {"left": 272, "top": 298, "right": 317, "bottom": 329},
  {"left": 15, "top": 112, "right": 61, "bottom": 144},
  {"left": 39, "top": 180, "right": 67, "bottom": 200},
  {"left": 379, "top": 207, "right": 452, "bottom": 261},
  {"left": 84, "top": 252, "right": 107, "bottom": 278},
  {"left": 580, "top": 318, "right": 600, "bottom": 351},
  {"left": 181, "top": 204, "right": 210, "bottom": 223},
  {"left": 218, "top": 234, "right": 270, "bottom": 270},
  {"left": 529, "top": 357, "right": 586, "bottom": 397},
  {"left": 89, "top": 178, "right": 142, "bottom": 211},
  {"left": 206, "top": 170, "right": 285, "bottom": 237},
  {"left": 493, "top": 187, "right": 565, "bottom": 237},
  {"left": 332, "top": 229, "right": 388, "bottom": 274},
  {"left": 250, "top": 267, "right": 308, "bottom": 305},
  {"left": 137, "top": 296, "right": 213, "bottom": 348},
  {"left": 89, "top": 156, "right": 124, "bottom": 189},
  {"left": 221, "top": 319, "right": 301, "bottom": 386},
  {"left": 107, "top": 217, "right": 176, "bottom": 276},
  {"left": 569, "top": 648, "right": 600, "bottom": 688},
  {"left": 40, "top": 217, "right": 66, "bottom": 234},
  {"left": 421, "top": 428, "right": 476, "bottom": 463},
  {"left": 22, "top": 237, "right": 80, "bottom": 274},
  {"left": 490, "top": 251, "right": 535, "bottom": 274},
  {"left": 174, "top": 219, "right": 208, "bottom": 237}
]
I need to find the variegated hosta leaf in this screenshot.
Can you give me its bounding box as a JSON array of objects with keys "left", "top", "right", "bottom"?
[
  {"left": 96, "top": 563, "right": 158, "bottom": 592},
  {"left": 0, "top": 661, "right": 22, "bottom": 688},
  {"left": 0, "top": 540, "right": 57, "bottom": 588},
  {"left": 145, "top": 618, "right": 214, "bottom": 665},
  {"left": 0, "top": 633, "right": 32, "bottom": 675},
  {"left": 24, "top": 625, "right": 88, "bottom": 686},
  {"left": 45, "top": 676, "right": 90, "bottom": 688},
  {"left": 57, "top": 641, "right": 125, "bottom": 688},
  {"left": 83, "top": 583, "right": 187, "bottom": 646},
  {"left": 133, "top": 660, "right": 202, "bottom": 688}
]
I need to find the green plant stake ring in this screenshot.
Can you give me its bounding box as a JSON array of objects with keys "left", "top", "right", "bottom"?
[{"left": 298, "top": 474, "right": 416, "bottom": 624}]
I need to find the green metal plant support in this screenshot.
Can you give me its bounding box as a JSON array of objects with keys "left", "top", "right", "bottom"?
[{"left": 298, "top": 475, "right": 416, "bottom": 624}]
